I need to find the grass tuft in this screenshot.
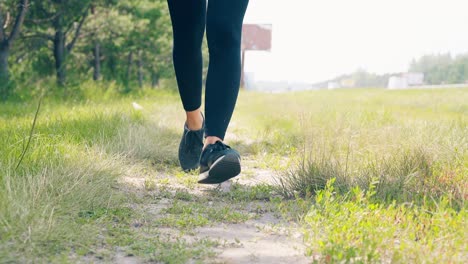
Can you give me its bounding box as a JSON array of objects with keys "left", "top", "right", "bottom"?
[
  {"left": 278, "top": 146, "right": 466, "bottom": 208},
  {"left": 302, "top": 179, "right": 467, "bottom": 263}
]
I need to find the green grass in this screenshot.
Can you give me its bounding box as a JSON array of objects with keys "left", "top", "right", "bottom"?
[
  {"left": 0, "top": 89, "right": 188, "bottom": 262},
  {"left": 237, "top": 88, "right": 467, "bottom": 263},
  {"left": 302, "top": 179, "right": 467, "bottom": 263},
  {"left": 156, "top": 200, "right": 251, "bottom": 230},
  {"left": 234, "top": 89, "right": 467, "bottom": 207},
  {"left": 0, "top": 86, "right": 467, "bottom": 263}
]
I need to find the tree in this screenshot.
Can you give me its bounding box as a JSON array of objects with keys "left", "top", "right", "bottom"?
[
  {"left": 1, "top": 0, "right": 174, "bottom": 98},
  {"left": 76, "top": 0, "right": 172, "bottom": 89},
  {"left": 83, "top": 1, "right": 119, "bottom": 81},
  {"left": 117, "top": 0, "right": 172, "bottom": 90},
  {"left": 0, "top": 0, "right": 28, "bottom": 100},
  {"left": 26, "top": 0, "right": 91, "bottom": 86},
  {"left": 409, "top": 53, "right": 468, "bottom": 84}
]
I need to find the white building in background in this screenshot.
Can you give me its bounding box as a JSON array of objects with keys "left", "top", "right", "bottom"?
[
  {"left": 244, "top": 71, "right": 315, "bottom": 92},
  {"left": 327, "top": 82, "right": 340, "bottom": 89},
  {"left": 388, "top": 76, "right": 408, "bottom": 89},
  {"left": 388, "top": 72, "right": 424, "bottom": 89},
  {"left": 404, "top": 72, "right": 424, "bottom": 86}
]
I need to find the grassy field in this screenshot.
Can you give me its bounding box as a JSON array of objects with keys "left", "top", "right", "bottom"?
[{"left": 0, "top": 86, "right": 467, "bottom": 263}]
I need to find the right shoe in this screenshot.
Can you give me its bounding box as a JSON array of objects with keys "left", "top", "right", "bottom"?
[
  {"left": 198, "top": 141, "right": 241, "bottom": 184},
  {"left": 178, "top": 114, "right": 205, "bottom": 171}
]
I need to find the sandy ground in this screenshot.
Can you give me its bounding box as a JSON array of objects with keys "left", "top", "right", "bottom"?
[
  {"left": 114, "top": 159, "right": 310, "bottom": 264},
  {"left": 196, "top": 215, "right": 308, "bottom": 264}
]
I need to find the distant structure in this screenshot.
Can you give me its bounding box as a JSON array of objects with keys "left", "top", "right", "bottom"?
[
  {"left": 388, "top": 76, "right": 408, "bottom": 89},
  {"left": 327, "top": 78, "right": 356, "bottom": 89},
  {"left": 242, "top": 24, "right": 272, "bottom": 51},
  {"left": 245, "top": 80, "right": 315, "bottom": 92},
  {"left": 388, "top": 73, "right": 424, "bottom": 89},
  {"left": 327, "top": 82, "right": 340, "bottom": 89},
  {"left": 241, "top": 24, "right": 272, "bottom": 88}
]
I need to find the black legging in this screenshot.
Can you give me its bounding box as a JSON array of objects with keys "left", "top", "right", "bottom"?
[{"left": 167, "top": 0, "right": 249, "bottom": 140}]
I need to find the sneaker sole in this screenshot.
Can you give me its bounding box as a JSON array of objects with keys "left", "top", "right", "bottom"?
[{"left": 198, "top": 153, "right": 241, "bottom": 184}]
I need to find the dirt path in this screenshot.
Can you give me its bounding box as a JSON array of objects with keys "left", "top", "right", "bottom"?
[
  {"left": 195, "top": 213, "right": 307, "bottom": 263},
  {"left": 114, "top": 158, "right": 309, "bottom": 264}
]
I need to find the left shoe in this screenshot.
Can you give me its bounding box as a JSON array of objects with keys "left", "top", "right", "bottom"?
[
  {"left": 198, "top": 141, "right": 241, "bottom": 184},
  {"left": 178, "top": 115, "right": 205, "bottom": 171}
]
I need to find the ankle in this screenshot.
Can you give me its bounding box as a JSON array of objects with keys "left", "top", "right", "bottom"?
[
  {"left": 186, "top": 109, "right": 203, "bottom": 130},
  {"left": 204, "top": 136, "right": 223, "bottom": 149}
]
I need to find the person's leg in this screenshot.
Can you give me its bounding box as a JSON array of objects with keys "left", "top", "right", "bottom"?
[
  {"left": 198, "top": 0, "right": 249, "bottom": 184},
  {"left": 168, "top": 0, "right": 207, "bottom": 171},
  {"left": 205, "top": 0, "right": 249, "bottom": 146},
  {"left": 167, "top": 0, "right": 206, "bottom": 130}
]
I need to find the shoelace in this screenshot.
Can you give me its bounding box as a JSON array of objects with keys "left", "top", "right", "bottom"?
[{"left": 209, "top": 141, "right": 230, "bottom": 152}]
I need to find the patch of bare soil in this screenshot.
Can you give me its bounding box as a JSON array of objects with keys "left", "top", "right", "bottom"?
[{"left": 116, "top": 160, "right": 309, "bottom": 264}]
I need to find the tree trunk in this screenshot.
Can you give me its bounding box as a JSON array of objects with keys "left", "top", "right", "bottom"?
[
  {"left": 107, "top": 53, "right": 117, "bottom": 80},
  {"left": 0, "top": 45, "right": 9, "bottom": 83},
  {"left": 151, "top": 70, "right": 159, "bottom": 89},
  {"left": 137, "top": 50, "right": 143, "bottom": 88},
  {"left": 53, "top": 29, "right": 66, "bottom": 86},
  {"left": 125, "top": 51, "right": 133, "bottom": 91},
  {"left": 93, "top": 42, "right": 101, "bottom": 81},
  {"left": 0, "top": 45, "right": 10, "bottom": 100},
  {"left": 0, "top": 0, "right": 28, "bottom": 100}
]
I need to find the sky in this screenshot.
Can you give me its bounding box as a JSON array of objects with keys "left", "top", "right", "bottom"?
[{"left": 243, "top": 0, "right": 468, "bottom": 83}]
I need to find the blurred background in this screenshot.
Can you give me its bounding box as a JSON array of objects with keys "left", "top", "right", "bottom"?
[
  {"left": 1, "top": 0, "right": 468, "bottom": 98},
  {"left": 243, "top": 0, "right": 468, "bottom": 91}
]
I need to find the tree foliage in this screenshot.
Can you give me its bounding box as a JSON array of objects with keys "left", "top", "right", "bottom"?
[
  {"left": 319, "top": 53, "right": 468, "bottom": 89},
  {"left": 2, "top": 0, "right": 174, "bottom": 99},
  {"left": 409, "top": 53, "right": 468, "bottom": 85}
]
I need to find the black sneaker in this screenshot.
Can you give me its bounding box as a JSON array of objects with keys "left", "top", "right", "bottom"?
[
  {"left": 178, "top": 115, "right": 204, "bottom": 171},
  {"left": 198, "top": 141, "right": 241, "bottom": 184}
]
